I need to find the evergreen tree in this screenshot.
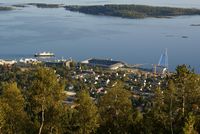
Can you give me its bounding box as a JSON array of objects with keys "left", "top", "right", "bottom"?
[
  {"left": 167, "top": 80, "right": 176, "bottom": 134},
  {"left": 171, "top": 65, "right": 200, "bottom": 133},
  {"left": 143, "top": 87, "right": 168, "bottom": 134}
]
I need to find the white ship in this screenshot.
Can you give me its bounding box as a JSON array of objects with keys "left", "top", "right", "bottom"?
[{"left": 34, "top": 52, "right": 55, "bottom": 57}]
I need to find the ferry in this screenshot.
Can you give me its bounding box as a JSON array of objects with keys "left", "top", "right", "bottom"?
[{"left": 34, "top": 52, "right": 55, "bottom": 57}]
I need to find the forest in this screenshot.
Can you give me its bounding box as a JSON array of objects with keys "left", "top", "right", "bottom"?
[
  {"left": 0, "top": 64, "right": 200, "bottom": 134},
  {"left": 65, "top": 4, "right": 200, "bottom": 19}
]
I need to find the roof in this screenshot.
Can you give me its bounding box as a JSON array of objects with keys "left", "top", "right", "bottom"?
[{"left": 87, "top": 58, "right": 123, "bottom": 66}]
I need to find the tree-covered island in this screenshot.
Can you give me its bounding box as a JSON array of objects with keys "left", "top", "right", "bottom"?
[
  {"left": 0, "top": 6, "right": 14, "bottom": 11},
  {"left": 28, "top": 3, "right": 64, "bottom": 8},
  {"left": 65, "top": 4, "right": 200, "bottom": 19}
]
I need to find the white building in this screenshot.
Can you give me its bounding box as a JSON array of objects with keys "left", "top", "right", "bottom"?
[{"left": 0, "top": 59, "right": 17, "bottom": 66}]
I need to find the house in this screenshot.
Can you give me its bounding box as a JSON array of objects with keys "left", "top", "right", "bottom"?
[{"left": 19, "top": 58, "right": 41, "bottom": 64}]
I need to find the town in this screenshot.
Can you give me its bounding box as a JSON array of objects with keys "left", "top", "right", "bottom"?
[
  {"left": 0, "top": 52, "right": 198, "bottom": 134},
  {"left": 1, "top": 0, "right": 200, "bottom": 133},
  {"left": 0, "top": 52, "right": 169, "bottom": 107}
]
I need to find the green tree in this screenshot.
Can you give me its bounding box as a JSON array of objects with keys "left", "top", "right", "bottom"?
[
  {"left": 74, "top": 90, "right": 100, "bottom": 134},
  {"left": 131, "top": 109, "right": 143, "bottom": 133},
  {"left": 183, "top": 113, "right": 198, "bottom": 134},
  {"left": 98, "top": 82, "right": 133, "bottom": 134},
  {"left": 0, "top": 82, "right": 29, "bottom": 134},
  {"left": 26, "top": 67, "right": 65, "bottom": 134},
  {"left": 173, "top": 65, "right": 200, "bottom": 116},
  {"left": 60, "top": 107, "right": 78, "bottom": 134},
  {"left": 152, "top": 65, "right": 200, "bottom": 134},
  {"left": 143, "top": 87, "right": 168, "bottom": 134},
  {"left": 171, "top": 65, "right": 200, "bottom": 133},
  {"left": 167, "top": 80, "right": 176, "bottom": 134}
]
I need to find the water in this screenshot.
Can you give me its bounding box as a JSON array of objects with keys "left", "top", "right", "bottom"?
[{"left": 0, "top": 0, "right": 200, "bottom": 70}]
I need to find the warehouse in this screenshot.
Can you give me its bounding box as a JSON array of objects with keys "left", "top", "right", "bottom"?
[{"left": 81, "top": 58, "right": 124, "bottom": 70}]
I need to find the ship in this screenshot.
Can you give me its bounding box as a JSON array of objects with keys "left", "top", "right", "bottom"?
[{"left": 34, "top": 52, "right": 55, "bottom": 57}]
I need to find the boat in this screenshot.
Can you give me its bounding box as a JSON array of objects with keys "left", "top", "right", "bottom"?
[{"left": 34, "top": 52, "right": 55, "bottom": 57}]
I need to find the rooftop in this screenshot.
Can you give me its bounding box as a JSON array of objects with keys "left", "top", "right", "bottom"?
[{"left": 82, "top": 58, "right": 124, "bottom": 66}]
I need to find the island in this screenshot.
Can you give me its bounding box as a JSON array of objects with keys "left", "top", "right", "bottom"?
[
  {"left": 0, "top": 6, "right": 14, "bottom": 11},
  {"left": 65, "top": 4, "right": 200, "bottom": 19},
  {"left": 28, "top": 3, "right": 64, "bottom": 8},
  {"left": 12, "top": 4, "right": 27, "bottom": 8},
  {"left": 190, "top": 24, "right": 200, "bottom": 26}
]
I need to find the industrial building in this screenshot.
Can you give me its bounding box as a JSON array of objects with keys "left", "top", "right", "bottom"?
[
  {"left": 44, "top": 59, "right": 72, "bottom": 68},
  {"left": 81, "top": 58, "right": 124, "bottom": 70}
]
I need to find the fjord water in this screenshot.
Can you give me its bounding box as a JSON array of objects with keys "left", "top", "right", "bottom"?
[{"left": 1, "top": 0, "right": 200, "bottom": 70}]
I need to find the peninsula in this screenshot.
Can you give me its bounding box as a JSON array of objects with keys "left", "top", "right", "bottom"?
[{"left": 65, "top": 4, "right": 200, "bottom": 19}]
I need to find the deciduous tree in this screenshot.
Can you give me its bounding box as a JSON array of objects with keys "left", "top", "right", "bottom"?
[
  {"left": 26, "top": 67, "right": 65, "bottom": 134},
  {"left": 98, "top": 82, "right": 133, "bottom": 134},
  {"left": 0, "top": 82, "right": 29, "bottom": 134}
]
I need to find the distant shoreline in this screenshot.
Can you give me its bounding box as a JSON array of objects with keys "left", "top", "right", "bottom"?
[
  {"left": 2, "top": 3, "right": 200, "bottom": 19},
  {"left": 64, "top": 4, "right": 200, "bottom": 19},
  {"left": 190, "top": 24, "right": 200, "bottom": 26},
  {"left": 0, "top": 6, "right": 14, "bottom": 11}
]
